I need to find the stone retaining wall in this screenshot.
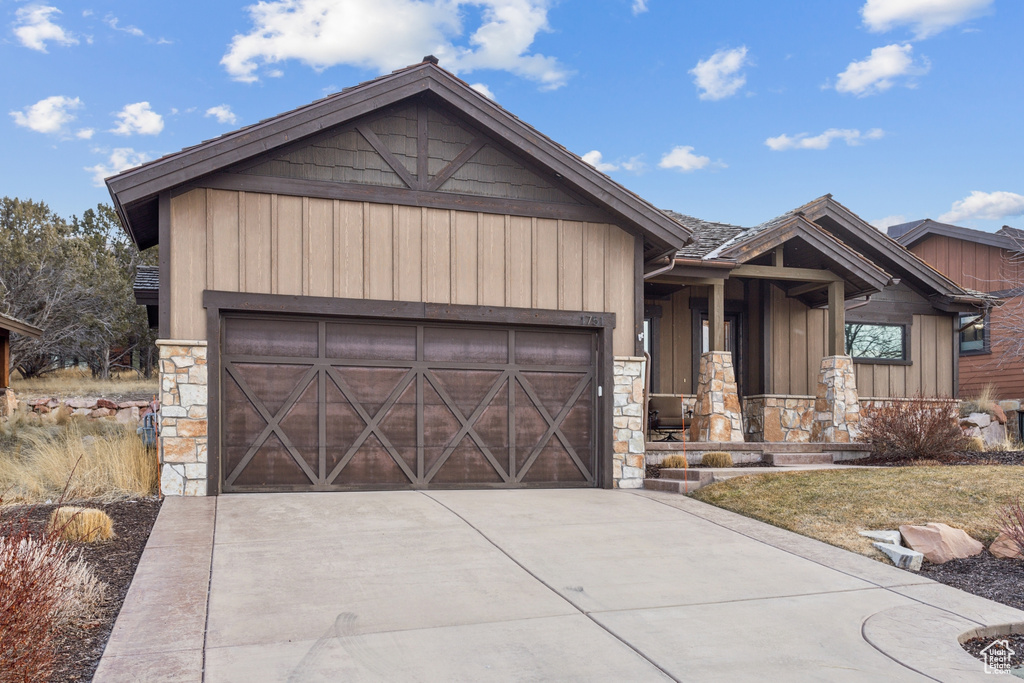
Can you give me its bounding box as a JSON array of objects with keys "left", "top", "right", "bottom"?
[
  {"left": 21, "top": 396, "right": 153, "bottom": 424},
  {"left": 158, "top": 340, "right": 209, "bottom": 497},
  {"left": 612, "top": 356, "right": 646, "bottom": 489},
  {"left": 742, "top": 395, "right": 815, "bottom": 442}
]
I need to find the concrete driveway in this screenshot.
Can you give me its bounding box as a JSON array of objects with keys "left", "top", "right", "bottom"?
[{"left": 95, "top": 489, "right": 1024, "bottom": 682}]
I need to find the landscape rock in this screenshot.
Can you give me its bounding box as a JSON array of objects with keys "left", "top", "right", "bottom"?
[
  {"left": 90, "top": 408, "right": 115, "bottom": 418},
  {"left": 873, "top": 541, "right": 923, "bottom": 571},
  {"left": 967, "top": 412, "right": 992, "bottom": 428},
  {"left": 67, "top": 398, "right": 96, "bottom": 410},
  {"left": 989, "top": 532, "right": 1023, "bottom": 560},
  {"left": 859, "top": 529, "right": 902, "bottom": 546},
  {"left": 899, "top": 522, "right": 984, "bottom": 564},
  {"left": 96, "top": 398, "right": 119, "bottom": 410},
  {"left": 992, "top": 405, "right": 1007, "bottom": 425},
  {"left": 29, "top": 397, "right": 51, "bottom": 407},
  {"left": 981, "top": 422, "right": 1007, "bottom": 447}
]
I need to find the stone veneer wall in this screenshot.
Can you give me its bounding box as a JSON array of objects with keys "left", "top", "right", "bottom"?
[
  {"left": 690, "top": 351, "right": 744, "bottom": 442},
  {"left": 158, "top": 340, "right": 209, "bottom": 496},
  {"left": 612, "top": 356, "right": 646, "bottom": 489},
  {"left": 811, "top": 355, "right": 861, "bottom": 443},
  {"left": 742, "top": 395, "right": 815, "bottom": 442}
]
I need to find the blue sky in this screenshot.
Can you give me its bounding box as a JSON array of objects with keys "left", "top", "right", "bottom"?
[{"left": 2, "top": 0, "right": 1022, "bottom": 233}]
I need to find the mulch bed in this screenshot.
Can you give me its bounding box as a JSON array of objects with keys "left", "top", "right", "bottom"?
[
  {"left": 962, "top": 633, "right": 1024, "bottom": 669},
  {"left": 920, "top": 553, "right": 1024, "bottom": 612},
  {"left": 850, "top": 450, "right": 1024, "bottom": 467},
  {"left": 1, "top": 498, "right": 163, "bottom": 682}
]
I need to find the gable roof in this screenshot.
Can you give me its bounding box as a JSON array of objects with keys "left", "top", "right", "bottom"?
[
  {"left": 0, "top": 312, "right": 42, "bottom": 338},
  {"left": 890, "top": 218, "right": 1018, "bottom": 251},
  {"left": 106, "top": 59, "right": 692, "bottom": 254}
]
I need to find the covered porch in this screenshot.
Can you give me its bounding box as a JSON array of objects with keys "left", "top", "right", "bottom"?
[{"left": 643, "top": 211, "right": 892, "bottom": 448}]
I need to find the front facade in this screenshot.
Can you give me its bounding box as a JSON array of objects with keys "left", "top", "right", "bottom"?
[
  {"left": 891, "top": 219, "right": 1020, "bottom": 400},
  {"left": 110, "top": 60, "right": 691, "bottom": 495},
  {"left": 110, "top": 62, "right": 988, "bottom": 497}
]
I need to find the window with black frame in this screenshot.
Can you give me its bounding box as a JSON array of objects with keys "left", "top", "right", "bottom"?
[
  {"left": 845, "top": 322, "right": 906, "bottom": 361},
  {"left": 959, "top": 313, "right": 987, "bottom": 354}
]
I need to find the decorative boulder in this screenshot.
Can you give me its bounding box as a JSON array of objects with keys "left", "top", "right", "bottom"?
[
  {"left": 899, "top": 523, "right": 984, "bottom": 564},
  {"left": 96, "top": 398, "right": 119, "bottom": 410},
  {"left": 991, "top": 405, "right": 1007, "bottom": 425},
  {"left": 873, "top": 542, "right": 923, "bottom": 571},
  {"left": 989, "top": 532, "right": 1023, "bottom": 560},
  {"left": 967, "top": 412, "right": 992, "bottom": 428}
]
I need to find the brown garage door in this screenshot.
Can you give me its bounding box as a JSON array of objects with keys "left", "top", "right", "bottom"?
[{"left": 219, "top": 315, "right": 599, "bottom": 491}]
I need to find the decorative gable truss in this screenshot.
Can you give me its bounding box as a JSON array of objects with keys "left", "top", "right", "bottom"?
[{"left": 214, "top": 101, "right": 588, "bottom": 213}]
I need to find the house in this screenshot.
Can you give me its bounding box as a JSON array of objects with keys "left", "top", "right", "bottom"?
[
  {"left": 106, "top": 59, "right": 988, "bottom": 497},
  {"left": 890, "top": 219, "right": 1021, "bottom": 427},
  {"left": 644, "top": 198, "right": 993, "bottom": 449},
  {"left": 0, "top": 312, "right": 43, "bottom": 415}
]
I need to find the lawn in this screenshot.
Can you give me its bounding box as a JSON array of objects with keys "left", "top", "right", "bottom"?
[{"left": 692, "top": 466, "right": 1024, "bottom": 561}]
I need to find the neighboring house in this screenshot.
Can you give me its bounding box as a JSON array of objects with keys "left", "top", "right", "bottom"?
[
  {"left": 890, "top": 219, "right": 1022, "bottom": 402},
  {"left": 645, "top": 198, "right": 993, "bottom": 444},
  {"left": 106, "top": 59, "right": 990, "bottom": 497},
  {"left": 0, "top": 312, "right": 43, "bottom": 415}
]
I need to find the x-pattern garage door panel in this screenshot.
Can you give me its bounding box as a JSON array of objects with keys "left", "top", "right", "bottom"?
[{"left": 220, "top": 316, "right": 598, "bottom": 491}]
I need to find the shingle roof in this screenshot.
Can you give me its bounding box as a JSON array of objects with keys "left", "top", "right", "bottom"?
[
  {"left": 662, "top": 211, "right": 746, "bottom": 258},
  {"left": 134, "top": 265, "right": 159, "bottom": 292}
]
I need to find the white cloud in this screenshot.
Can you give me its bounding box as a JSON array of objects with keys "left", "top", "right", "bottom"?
[
  {"left": 939, "top": 191, "right": 1024, "bottom": 223},
  {"left": 632, "top": 0, "right": 648, "bottom": 15},
  {"left": 658, "top": 146, "right": 712, "bottom": 172},
  {"left": 76, "top": 128, "right": 94, "bottom": 139},
  {"left": 861, "top": 0, "right": 992, "bottom": 39},
  {"left": 689, "top": 46, "right": 749, "bottom": 101},
  {"left": 870, "top": 214, "right": 907, "bottom": 230},
  {"left": 85, "top": 148, "right": 150, "bottom": 186},
  {"left": 221, "top": 0, "right": 571, "bottom": 90},
  {"left": 14, "top": 5, "right": 78, "bottom": 52},
  {"left": 111, "top": 102, "right": 164, "bottom": 135},
  {"left": 470, "top": 83, "right": 495, "bottom": 100},
  {"left": 205, "top": 105, "right": 239, "bottom": 125},
  {"left": 582, "top": 150, "right": 618, "bottom": 173},
  {"left": 10, "top": 95, "right": 82, "bottom": 135},
  {"left": 105, "top": 15, "right": 144, "bottom": 37},
  {"left": 765, "top": 127, "right": 884, "bottom": 151},
  {"left": 620, "top": 155, "right": 645, "bottom": 172},
  {"left": 835, "top": 43, "right": 929, "bottom": 96}
]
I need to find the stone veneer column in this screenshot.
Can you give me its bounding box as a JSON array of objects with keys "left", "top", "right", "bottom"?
[
  {"left": 157, "top": 340, "right": 209, "bottom": 496},
  {"left": 811, "top": 355, "right": 861, "bottom": 443},
  {"left": 690, "top": 351, "right": 744, "bottom": 442},
  {"left": 612, "top": 356, "right": 646, "bottom": 489}
]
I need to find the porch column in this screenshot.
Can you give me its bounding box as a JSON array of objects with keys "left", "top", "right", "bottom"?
[
  {"left": 813, "top": 280, "right": 861, "bottom": 443},
  {"left": 690, "top": 278, "right": 743, "bottom": 442},
  {"left": 0, "top": 329, "right": 13, "bottom": 417}
]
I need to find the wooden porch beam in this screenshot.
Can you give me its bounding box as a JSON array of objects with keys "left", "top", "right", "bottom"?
[
  {"left": 787, "top": 281, "right": 830, "bottom": 297},
  {"left": 709, "top": 279, "right": 725, "bottom": 352},
  {"left": 773, "top": 245, "right": 784, "bottom": 267},
  {"left": 731, "top": 264, "right": 843, "bottom": 283},
  {"left": 828, "top": 280, "right": 846, "bottom": 356}
]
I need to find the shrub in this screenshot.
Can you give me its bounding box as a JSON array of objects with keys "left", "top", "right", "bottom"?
[
  {"left": 0, "top": 503, "right": 108, "bottom": 682},
  {"left": 701, "top": 451, "right": 733, "bottom": 468},
  {"left": 47, "top": 507, "right": 115, "bottom": 543},
  {"left": 660, "top": 455, "right": 689, "bottom": 468},
  {"left": 861, "top": 397, "right": 970, "bottom": 462},
  {"left": 997, "top": 497, "right": 1024, "bottom": 560}
]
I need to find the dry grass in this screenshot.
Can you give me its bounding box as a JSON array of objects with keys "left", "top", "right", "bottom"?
[
  {"left": 661, "top": 455, "right": 689, "bottom": 469},
  {"left": 0, "top": 415, "right": 158, "bottom": 504},
  {"left": 692, "top": 467, "right": 1024, "bottom": 561},
  {"left": 961, "top": 384, "right": 999, "bottom": 417},
  {"left": 701, "top": 451, "right": 733, "bottom": 468},
  {"left": 11, "top": 368, "right": 157, "bottom": 399},
  {"left": 47, "top": 507, "right": 115, "bottom": 543}
]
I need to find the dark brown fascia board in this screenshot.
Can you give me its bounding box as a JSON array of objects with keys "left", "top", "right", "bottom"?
[
  {"left": 107, "top": 63, "right": 691, "bottom": 252},
  {"left": 0, "top": 314, "right": 42, "bottom": 338},
  {"left": 801, "top": 197, "right": 968, "bottom": 298},
  {"left": 897, "top": 220, "right": 1018, "bottom": 251},
  {"left": 717, "top": 215, "right": 891, "bottom": 292}
]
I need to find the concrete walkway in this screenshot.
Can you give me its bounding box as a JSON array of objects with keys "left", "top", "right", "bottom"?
[{"left": 94, "top": 490, "right": 1024, "bottom": 682}]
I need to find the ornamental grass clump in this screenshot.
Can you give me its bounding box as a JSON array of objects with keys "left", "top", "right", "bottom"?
[
  {"left": 861, "top": 396, "right": 969, "bottom": 462},
  {"left": 47, "top": 507, "right": 115, "bottom": 543},
  {"left": 701, "top": 451, "right": 733, "bottom": 468},
  {"left": 661, "top": 455, "right": 689, "bottom": 469}
]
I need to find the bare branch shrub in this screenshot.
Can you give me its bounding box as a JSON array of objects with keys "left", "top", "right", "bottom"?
[
  {"left": 997, "top": 497, "right": 1024, "bottom": 560},
  {"left": 861, "top": 397, "right": 970, "bottom": 461}
]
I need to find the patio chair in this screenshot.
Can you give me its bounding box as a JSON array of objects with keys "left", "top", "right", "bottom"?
[{"left": 648, "top": 395, "right": 692, "bottom": 442}]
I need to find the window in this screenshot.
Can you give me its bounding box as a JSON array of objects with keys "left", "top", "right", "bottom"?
[
  {"left": 959, "top": 314, "right": 987, "bottom": 354},
  {"left": 845, "top": 323, "right": 906, "bottom": 361},
  {"left": 701, "top": 318, "right": 733, "bottom": 353}
]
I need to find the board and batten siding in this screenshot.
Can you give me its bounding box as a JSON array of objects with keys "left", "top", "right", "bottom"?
[
  {"left": 169, "top": 188, "right": 637, "bottom": 355},
  {"left": 769, "top": 285, "right": 955, "bottom": 398}
]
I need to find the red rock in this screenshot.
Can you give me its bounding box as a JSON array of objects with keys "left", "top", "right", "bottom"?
[
  {"left": 899, "top": 523, "right": 984, "bottom": 564},
  {"left": 990, "top": 532, "right": 1023, "bottom": 559},
  {"left": 96, "top": 398, "right": 118, "bottom": 410},
  {"left": 992, "top": 405, "right": 1007, "bottom": 425}
]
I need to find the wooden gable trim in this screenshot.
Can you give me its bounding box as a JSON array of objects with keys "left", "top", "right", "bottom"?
[
  {"left": 0, "top": 314, "right": 42, "bottom": 339},
  {"left": 186, "top": 172, "right": 620, "bottom": 225}
]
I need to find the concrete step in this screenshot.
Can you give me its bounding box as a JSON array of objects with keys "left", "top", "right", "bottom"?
[
  {"left": 765, "top": 452, "right": 833, "bottom": 465},
  {"left": 644, "top": 477, "right": 708, "bottom": 493}
]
